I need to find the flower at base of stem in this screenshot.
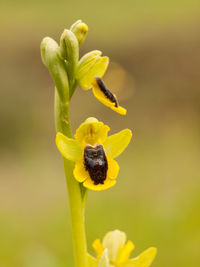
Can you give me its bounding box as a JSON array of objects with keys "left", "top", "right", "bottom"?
[{"left": 88, "top": 230, "right": 157, "bottom": 267}]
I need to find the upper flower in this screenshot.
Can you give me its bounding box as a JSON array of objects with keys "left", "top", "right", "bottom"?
[
  {"left": 56, "top": 117, "right": 132, "bottom": 191},
  {"left": 76, "top": 50, "right": 127, "bottom": 115},
  {"left": 88, "top": 230, "right": 157, "bottom": 267}
]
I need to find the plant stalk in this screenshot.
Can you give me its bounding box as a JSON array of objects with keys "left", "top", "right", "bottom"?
[{"left": 54, "top": 90, "right": 88, "bottom": 267}]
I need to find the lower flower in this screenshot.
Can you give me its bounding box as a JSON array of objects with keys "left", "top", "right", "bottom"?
[
  {"left": 88, "top": 230, "right": 157, "bottom": 267},
  {"left": 56, "top": 117, "right": 132, "bottom": 191}
]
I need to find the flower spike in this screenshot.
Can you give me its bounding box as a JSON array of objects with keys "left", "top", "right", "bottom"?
[{"left": 56, "top": 118, "right": 132, "bottom": 191}]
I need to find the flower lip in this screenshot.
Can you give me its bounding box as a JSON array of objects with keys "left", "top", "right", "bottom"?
[
  {"left": 84, "top": 144, "right": 108, "bottom": 185},
  {"left": 92, "top": 78, "right": 127, "bottom": 115},
  {"left": 95, "top": 76, "right": 118, "bottom": 107}
]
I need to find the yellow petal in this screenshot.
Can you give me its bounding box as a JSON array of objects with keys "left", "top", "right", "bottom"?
[
  {"left": 83, "top": 177, "right": 116, "bottom": 191},
  {"left": 56, "top": 132, "right": 82, "bottom": 161},
  {"left": 124, "top": 248, "right": 157, "bottom": 267},
  {"left": 92, "top": 79, "right": 127, "bottom": 115},
  {"left": 102, "top": 230, "right": 127, "bottom": 263},
  {"left": 103, "top": 129, "right": 132, "bottom": 159},
  {"left": 73, "top": 159, "right": 89, "bottom": 183},
  {"left": 75, "top": 118, "right": 110, "bottom": 147},
  {"left": 115, "top": 241, "right": 135, "bottom": 266},
  {"left": 93, "top": 239, "right": 105, "bottom": 259},
  {"left": 107, "top": 156, "right": 119, "bottom": 180}
]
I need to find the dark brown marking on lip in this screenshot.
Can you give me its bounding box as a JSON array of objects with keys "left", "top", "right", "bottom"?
[
  {"left": 95, "top": 77, "right": 118, "bottom": 107},
  {"left": 84, "top": 144, "right": 108, "bottom": 185}
]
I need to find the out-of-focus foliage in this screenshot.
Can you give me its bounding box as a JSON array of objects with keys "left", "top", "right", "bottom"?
[{"left": 0, "top": 0, "right": 200, "bottom": 266}]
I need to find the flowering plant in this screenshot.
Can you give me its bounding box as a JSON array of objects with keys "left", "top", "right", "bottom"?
[{"left": 41, "top": 20, "right": 157, "bottom": 267}]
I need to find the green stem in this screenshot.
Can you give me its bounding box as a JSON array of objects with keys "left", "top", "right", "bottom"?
[
  {"left": 69, "top": 79, "right": 79, "bottom": 100},
  {"left": 54, "top": 90, "right": 88, "bottom": 267}
]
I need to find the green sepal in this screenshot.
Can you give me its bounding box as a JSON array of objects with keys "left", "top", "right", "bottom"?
[
  {"left": 56, "top": 132, "right": 82, "bottom": 161},
  {"left": 123, "top": 248, "right": 157, "bottom": 267},
  {"left": 60, "top": 29, "right": 79, "bottom": 86},
  {"left": 40, "top": 37, "right": 69, "bottom": 103},
  {"left": 77, "top": 52, "right": 109, "bottom": 90},
  {"left": 70, "top": 20, "right": 88, "bottom": 45},
  {"left": 78, "top": 50, "right": 102, "bottom": 70},
  {"left": 103, "top": 129, "right": 132, "bottom": 158}
]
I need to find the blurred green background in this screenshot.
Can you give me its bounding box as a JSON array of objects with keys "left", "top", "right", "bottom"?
[{"left": 1, "top": 0, "right": 200, "bottom": 266}]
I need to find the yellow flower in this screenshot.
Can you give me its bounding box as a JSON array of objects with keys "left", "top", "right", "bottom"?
[
  {"left": 88, "top": 230, "right": 157, "bottom": 267},
  {"left": 56, "top": 118, "right": 132, "bottom": 191},
  {"left": 76, "top": 51, "right": 126, "bottom": 115}
]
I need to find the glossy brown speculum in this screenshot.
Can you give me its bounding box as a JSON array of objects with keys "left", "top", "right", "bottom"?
[
  {"left": 84, "top": 144, "right": 108, "bottom": 185},
  {"left": 95, "top": 77, "right": 118, "bottom": 107}
]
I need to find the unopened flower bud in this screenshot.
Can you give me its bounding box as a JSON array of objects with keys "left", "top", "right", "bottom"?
[
  {"left": 40, "top": 37, "right": 69, "bottom": 102},
  {"left": 70, "top": 20, "right": 88, "bottom": 45},
  {"left": 60, "top": 29, "right": 79, "bottom": 84}
]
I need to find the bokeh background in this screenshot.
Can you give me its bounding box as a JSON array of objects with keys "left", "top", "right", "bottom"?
[{"left": 1, "top": 0, "right": 200, "bottom": 266}]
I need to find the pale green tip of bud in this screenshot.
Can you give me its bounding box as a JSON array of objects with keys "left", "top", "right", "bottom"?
[
  {"left": 40, "top": 37, "right": 59, "bottom": 67},
  {"left": 70, "top": 19, "right": 88, "bottom": 46},
  {"left": 85, "top": 117, "right": 99, "bottom": 123}
]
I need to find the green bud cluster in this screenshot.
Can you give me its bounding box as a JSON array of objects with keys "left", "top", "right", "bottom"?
[{"left": 40, "top": 20, "right": 89, "bottom": 103}]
